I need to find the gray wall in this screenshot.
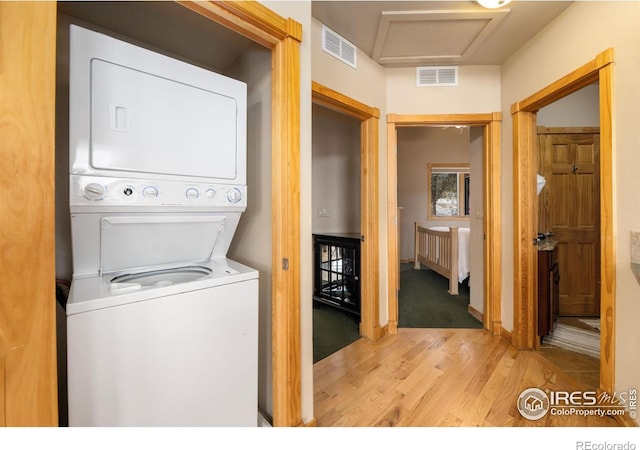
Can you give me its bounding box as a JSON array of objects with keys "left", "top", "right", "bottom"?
[
  {"left": 225, "top": 46, "right": 274, "bottom": 419},
  {"left": 311, "top": 104, "right": 361, "bottom": 234}
]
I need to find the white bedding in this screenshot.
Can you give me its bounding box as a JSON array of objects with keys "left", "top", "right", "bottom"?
[{"left": 428, "top": 226, "right": 471, "bottom": 282}]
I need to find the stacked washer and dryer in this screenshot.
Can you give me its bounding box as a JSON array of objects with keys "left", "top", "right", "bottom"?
[{"left": 66, "top": 25, "right": 258, "bottom": 426}]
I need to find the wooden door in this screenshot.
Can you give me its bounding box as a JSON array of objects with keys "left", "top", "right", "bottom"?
[
  {"left": 0, "top": 2, "right": 58, "bottom": 425},
  {"left": 538, "top": 127, "right": 600, "bottom": 317}
]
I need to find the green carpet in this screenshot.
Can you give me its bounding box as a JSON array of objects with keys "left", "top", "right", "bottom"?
[
  {"left": 313, "top": 304, "right": 360, "bottom": 363},
  {"left": 398, "top": 263, "right": 482, "bottom": 328},
  {"left": 313, "top": 263, "right": 482, "bottom": 363}
]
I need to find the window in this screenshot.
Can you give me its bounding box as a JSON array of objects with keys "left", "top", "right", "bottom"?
[{"left": 427, "top": 163, "right": 470, "bottom": 219}]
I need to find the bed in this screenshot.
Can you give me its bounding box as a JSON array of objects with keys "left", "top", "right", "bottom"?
[{"left": 413, "top": 223, "right": 471, "bottom": 295}]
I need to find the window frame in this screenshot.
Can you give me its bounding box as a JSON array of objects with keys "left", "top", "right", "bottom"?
[{"left": 427, "top": 162, "right": 471, "bottom": 221}]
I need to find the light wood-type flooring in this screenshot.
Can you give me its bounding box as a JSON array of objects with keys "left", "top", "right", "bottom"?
[{"left": 313, "top": 328, "right": 620, "bottom": 427}]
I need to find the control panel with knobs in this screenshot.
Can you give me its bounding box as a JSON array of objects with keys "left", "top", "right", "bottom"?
[{"left": 71, "top": 175, "right": 246, "bottom": 209}]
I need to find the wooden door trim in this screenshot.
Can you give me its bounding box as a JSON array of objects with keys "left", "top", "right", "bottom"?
[
  {"left": 0, "top": 1, "right": 58, "bottom": 426},
  {"left": 0, "top": 327, "right": 4, "bottom": 426},
  {"left": 172, "top": 1, "right": 305, "bottom": 427},
  {"left": 386, "top": 113, "right": 503, "bottom": 335},
  {"left": 511, "top": 48, "right": 615, "bottom": 394},
  {"left": 312, "top": 82, "right": 381, "bottom": 340},
  {"left": 538, "top": 126, "right": 600, "bottom": 135}
]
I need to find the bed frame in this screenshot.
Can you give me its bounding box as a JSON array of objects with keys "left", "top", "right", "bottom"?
[{"left": 413, "top": 223, "right": 460, "bottom": 295}]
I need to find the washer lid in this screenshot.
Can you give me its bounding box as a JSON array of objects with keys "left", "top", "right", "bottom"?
[{"left": 100, "top": 215, "right": 226, "bottom": 274}]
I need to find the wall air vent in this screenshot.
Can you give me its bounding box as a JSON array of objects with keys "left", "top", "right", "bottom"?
[
  {"left": 416, "top": 66, "right": 459, "bottom": 86},
  {"left": 322, "top": 25, "right": 357, "bottom": 69}
]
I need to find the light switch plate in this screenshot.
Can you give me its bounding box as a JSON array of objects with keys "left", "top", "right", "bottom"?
[{"left": 317, "top": 207, "right": 331, "bottom": 217}]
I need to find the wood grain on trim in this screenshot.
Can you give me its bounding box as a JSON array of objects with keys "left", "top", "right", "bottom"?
[{"left": 0, "top": 1, "right": 58, "bottom": 426}]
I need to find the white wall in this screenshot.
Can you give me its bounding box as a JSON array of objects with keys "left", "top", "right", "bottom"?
[
  {"left": 312, "top": 104, "right": 361, "bottom": 234},
  {"left": 386, "top": 65, "right": 501, "bottom": 114},
  {"left": 396, "top": 127, "right": 471, "bottom": 260},
  {"left": 500, "top": 1, "right": 640, "bottom": 394},
  {"left": 537, "top": 83, "right": 600, "bottom": 127}
]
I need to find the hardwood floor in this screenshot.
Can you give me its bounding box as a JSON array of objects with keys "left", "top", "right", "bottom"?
[
  {"left": 313, "top": 328, "right": 620, "bottom": 427},
  {"left": 538, "top": 343, "right": 600, "bottom": 392}
]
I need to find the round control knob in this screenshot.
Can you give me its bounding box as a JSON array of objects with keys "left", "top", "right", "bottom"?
[
  {"left": 143, "top": 186, "right": 159, "bottom": 198},
  {"left": 82, "top": 182, "right": 106, "bottom": 201},
  {"left": 227, "top": 187, "right": 242, "bottom": 203},
  {"left": 123, "top": 186, "right": 134, "bottom": 197},
  {"left": 205, "top": 188, "right": 216, "bottom": 199},
  {"left": 185, "top": 188, "right": 199, "bottom": 199}
]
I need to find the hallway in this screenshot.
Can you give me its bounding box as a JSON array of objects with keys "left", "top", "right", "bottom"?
[{"left": 313, "top": 328, "right": 620, "bottom": 427}]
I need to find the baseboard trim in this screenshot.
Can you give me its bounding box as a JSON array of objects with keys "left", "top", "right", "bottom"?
[
  {"left": 468, "top": 305, "right": 483, "bottom": 323},
  {"left": 302, "top": 418, "right": 317, "bottom": 427},
  {"left": 400, "top": 258, "right": 413, "bottom": 264},
  {"left": 500, "top": 326, "right": 513, "bottom": 344}
]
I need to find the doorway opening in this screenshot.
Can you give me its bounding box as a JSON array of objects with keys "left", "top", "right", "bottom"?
[
  {"left": 311, "top": 103, "right": 362, "bottom": 362},
  {"left": 311, "top": 82, "right": 381, "bottom": 343},
  {"left": 511, "top": 49, "right": 614, "bottom": 394},
  {"left": 387, "top": 114, "right": 503, "bottom": 336},
  {"left": 396, "top": 126, "right": 483, "bottom": 329}
]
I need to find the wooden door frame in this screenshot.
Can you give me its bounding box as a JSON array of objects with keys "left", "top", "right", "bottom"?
[
  {"left": 311, "top": 81, "right": 381, "bottom": 341},
  {"left": 386, "top": 113, "right": 503, "bottom": 336},
  {"left": 1, "top": 1, "right": 58, "bottom": 426},
  {"left": 511, "top": 49, "right": 615, "bottom": 394}
]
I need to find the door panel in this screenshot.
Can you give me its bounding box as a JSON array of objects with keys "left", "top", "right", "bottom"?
[
  {"left": 538, "top": 128, "right": 600, "bottom": 317},
  {"left": 0, "top": 1, "right": 58, "bottom": 425}
]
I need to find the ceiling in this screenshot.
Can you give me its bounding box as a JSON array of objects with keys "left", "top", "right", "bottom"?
[
  {"left": 58, "top": 1, "right": 256, "bottom": 72},
  {"left": 57, "top": 1, "right": 574, "bottom": 71},
  {"left": 312, "top": 1, "right": 573, "bottom": 67}
]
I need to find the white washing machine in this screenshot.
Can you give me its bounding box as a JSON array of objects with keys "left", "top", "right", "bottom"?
[
  {"left": 67, "top": 256, "right": 258, "bottom": 426},
  {"left": 66, "top": 205, "right": 259, "bottom": 427},
  {"left": 66, "top": 25, "right": 259, "bottom": 426}
]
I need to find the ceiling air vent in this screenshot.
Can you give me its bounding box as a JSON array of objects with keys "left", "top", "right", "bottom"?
[
  {"left": 416, "top": 66, "right": 459, "bottom": 87},
  {"left": 322, "top": 25, "right": 357, "bottom": 69}
]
